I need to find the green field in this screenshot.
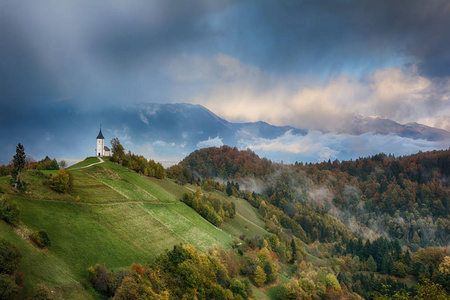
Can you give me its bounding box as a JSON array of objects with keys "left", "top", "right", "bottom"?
[
  {"left": 1, "top": 158, "right": 265, "bottom": 298},
  {"left": 68, "top": 157, "right": 100, "bottom": 169},
  {"left": 213, "top": 192, "right": 268, "bottom": 238}
]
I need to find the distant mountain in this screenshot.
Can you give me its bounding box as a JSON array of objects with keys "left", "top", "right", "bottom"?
[
  {"left": 339, "top": 115, "right": 450, "bottom": 141},
  {"left": 0, "top": 101, "right": 448, "bottom": 165},
  {"left": 136, "top": 103, "right": 306, "bottom": 145}
]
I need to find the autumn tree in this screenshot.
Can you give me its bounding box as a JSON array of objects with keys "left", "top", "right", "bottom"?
[
  {"left": 110, "top": 138, "right": 125, "bottom": 163},
  {"left": 254, "top": 266, "right": 266, "bottom": 287},
  {"left": 49, "top": 169, "right": 74, "bottom": 193}
]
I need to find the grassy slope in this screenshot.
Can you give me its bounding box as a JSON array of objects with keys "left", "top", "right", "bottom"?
[
  {"left": 0, "top": 158, "right": 241, "bottom": 297},
  {"left": 0, "top": 157, "right": 270, "bottom": 298}
]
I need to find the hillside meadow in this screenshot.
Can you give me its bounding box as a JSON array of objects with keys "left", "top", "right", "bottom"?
[{"left": 0, "top": 157, "right": 266, "bottom": 298}]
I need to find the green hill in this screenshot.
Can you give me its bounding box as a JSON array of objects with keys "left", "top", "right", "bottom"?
[{"left": 0, "top": 157, "right": 267, "bottom": 298}]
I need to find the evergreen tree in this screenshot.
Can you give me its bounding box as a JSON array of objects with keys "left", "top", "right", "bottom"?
[
  {"left": 11, "top": 143, "right": 26, "bottom": 190},
  {"left": 368, "top": 255, "right": 377, "bottom": 272},
  {"left": 291, "top": 239, "right": 297, "bottom": 263},
  {"left": 226, "top": 182, "right": 233, "bottom": 196}
]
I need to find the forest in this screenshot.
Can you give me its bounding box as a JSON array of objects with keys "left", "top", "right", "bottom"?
[
  {"left": 1, "top": 144, "right": 449, "bottom": 299},
  {"left": 169, "top": 146, "right": 450, "bottom": 299}
]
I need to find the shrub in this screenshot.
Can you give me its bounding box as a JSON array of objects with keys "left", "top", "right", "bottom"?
[
  {"left": 29, "top": 230, "right": 51, "bottom": 248},
  {"left": 29, "top": 284, "right": 55, "bottom": 300},
  {"left": 0, "top": 195, "right": 21, "bottom": 226},
  {"left": 0, "top": 274, "right": 22, "bottom": 300},
  {"left": 49, "top": 169, "right": 74, "bottom": 193},
  {"left": 0, "top": 238, "right": 21, "bottom": 275}
]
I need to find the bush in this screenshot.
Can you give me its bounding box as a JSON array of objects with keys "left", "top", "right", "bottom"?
[
  {"left": 0, "top": 274, "right": 22, "bottom": 300},
  {"left": 29, "top": 284, "right": 55, "bottom": 300},
  {"left": 0, "top": 195, "right": 21, "bottom": 226},
  {"left": 49, "top": 169, "right": 74, "bottom": 193},
  {"left": 0, "top": 238, "right": 21, "bottom": 275},
  {"left": 29, "top": 230, "right": 51, "bottom": 248}
]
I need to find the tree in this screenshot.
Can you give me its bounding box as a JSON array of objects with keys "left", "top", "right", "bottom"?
[
  {"left": 59, "top": 160, "right": 66, "bottom": 169},
  {"left": 0, "top": 195, "right": 21, "bottom": 226},
  {"left": 113, "top": 276, "right": 140, "bottom": 300},
  {"left": 11, "top": 143, "right": 26, "bottom": 190},
  {"left": 392, "top": 261, "right": 409, "bottom": 278},
  {"left": 226, "top": 182, "right": 233, "bottom": 196},
  {"left": 368, "top": 255, "right": 377, "bottom": 272},
  {"left": 0, "top": 274, "right": 22, "bottom": 300},
  {"left": 0, "top": 238, "right": 21, "bottom": 274},
  {"left": 29, "top": 284, "right": 55, "bottom": 300},
  {"left": 110, "top": 138, "right": 125, "bottom": 163},
  {"left": 291, "top": 239, "right": 297, "bottom": 263},
  {"left": 29, "top": 230, "right": 51, "bottom": 248},
  {"left": 253, "top": 266, "right": 266, "bottom": 287},
  {"left": 49, "top": 169, "right": 74, "bottom": 193}
]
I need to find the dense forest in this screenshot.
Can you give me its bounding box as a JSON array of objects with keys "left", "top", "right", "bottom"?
[
  {"left": 169, "top": 146, "right": 450, "bottom": 298},
  {"left": 177, "top": 146, "right": 449, "bottom": 249}
]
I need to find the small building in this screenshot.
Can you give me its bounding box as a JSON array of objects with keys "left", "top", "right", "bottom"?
[
  {"left": 104, "top": 146, "right": 111, "bottom": 157},
  {"left": 96, "top": 128, "right": 110, "bottom": 157}
]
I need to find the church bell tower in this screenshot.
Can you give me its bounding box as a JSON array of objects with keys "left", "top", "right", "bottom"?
[{"left": 96, "top": 127, "right": 105, "bottom": 157}]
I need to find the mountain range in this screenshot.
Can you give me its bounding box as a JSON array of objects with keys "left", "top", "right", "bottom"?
[{"left": 0, "top": 102, "right": 448, "bottom": 165}]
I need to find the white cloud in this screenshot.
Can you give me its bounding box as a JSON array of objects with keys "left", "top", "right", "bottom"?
[
  {"left": 238, "top": 130, "right": 449, "bottom": 162},
  {"left": 197, "top": 136, "right": 224, "bottom": 148}
]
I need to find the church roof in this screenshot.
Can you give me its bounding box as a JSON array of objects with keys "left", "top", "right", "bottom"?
[
  {"left": 104, "top": 146, "right": 110, "bottom": 151},
  {"left": 97, "top": 129, "right": 105, "bottom": 139}
]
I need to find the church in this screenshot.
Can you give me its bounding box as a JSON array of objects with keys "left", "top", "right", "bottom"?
[{"left": 96, "top": 128, "right": 111, "bottom": 157}]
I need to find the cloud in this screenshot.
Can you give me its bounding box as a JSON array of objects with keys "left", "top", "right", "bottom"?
[
  {"left": 238, "top": 130, "right": 450, "bottom": 163},
  {"left": 197, "top": 136, "right": 224, "bottom": 148},
  {"left": 227, "top": 0, "right": 450, "bottom": 77},
  {"left": 185, "top": 54, "right": 450, "bottom": 131}
]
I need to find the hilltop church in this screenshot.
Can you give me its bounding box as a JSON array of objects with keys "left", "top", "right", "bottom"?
[{"left": 96, "top": 128, "right": 111, "bottom": 157}]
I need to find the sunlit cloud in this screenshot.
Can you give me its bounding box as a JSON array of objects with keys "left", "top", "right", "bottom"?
[{"left": 172, "top": 54, "right": 450, "bottom": 131}]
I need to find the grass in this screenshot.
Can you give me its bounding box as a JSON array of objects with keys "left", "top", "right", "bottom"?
[
  {"left": 14, "top": 197, "right": 149, "bottom": 275},
  {"left": 0, "top": 159, "right": 263, "bottom": 298},
  {"left": 81, "top": 165, "right": 158, "bottom": 202},
  {"left": 68, "top": 157, "right": 100, "bottom": 169},
  {"left": 143, "top": 203, "right": 233, "bottom": 252},
  {"left": 103, "top": 162, "right": 177, "bottom": 202},
  {"left": 0, "top": 221, "right": 94, "bottom": 299},
  {"left": 220, "top": 195, "right": 268, "bottom": 238},
  {"left": 69, "top": 169, "right": 127, "bottom": 203},
  {"left": 266, "top": 274, "right": 290, "bottom": 300},
  {"left": 147, "top": 177, "right": 193, "bottom": 199}
]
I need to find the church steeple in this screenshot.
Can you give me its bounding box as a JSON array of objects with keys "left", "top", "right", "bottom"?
[
  {"left": 96, "top": 126, "right": 105, "bottom": 157},
  {"left": 96, "top": 128, "right": 105, "bottom": 140}
]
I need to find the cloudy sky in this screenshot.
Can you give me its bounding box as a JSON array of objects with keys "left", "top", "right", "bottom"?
[{"left": 1, "top": 0, "right": 449, "bottom": 164}]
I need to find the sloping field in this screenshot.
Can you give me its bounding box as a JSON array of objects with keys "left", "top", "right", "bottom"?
[
  {"left": 143, "top": 203, "right": 233, "bottom": 252},
  {"left": 68, "top": 157, "right": 100, "bottom": 169},
  {"left": 69, "top": 169, "right": 127, "bottom": 202},
  {"left": 212, "top": 192, "right": 268, "bottom": 238},
  {"left": 102, "top": 162, "right": 178, "bottom": 202},
  {"left": 147, "top": 177, "right": 193, "bottom": 199},
  {"left": 0, "top": 158, "right": 271, "bottom": 299}
]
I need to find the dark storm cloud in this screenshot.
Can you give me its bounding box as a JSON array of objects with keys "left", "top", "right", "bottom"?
[
  {"left": 0, "top": 0, "right": 233, "bottom": 108},
  {"left": 0, "top": 0, "right": 449, "bottom": 110},
  {"left": 229, "top": 0, "right": 450, "bottom": 77}
]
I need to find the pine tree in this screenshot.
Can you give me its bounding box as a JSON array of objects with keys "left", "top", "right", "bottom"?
[
  {"left": 368, "top": 255, "right": 377, "bottom": 272},
  {"left": 291, "top": 239, "right": 297, "bottom": 263},
  {"left": 11, "top": 143, "right": 27, "bottom": 190}
]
